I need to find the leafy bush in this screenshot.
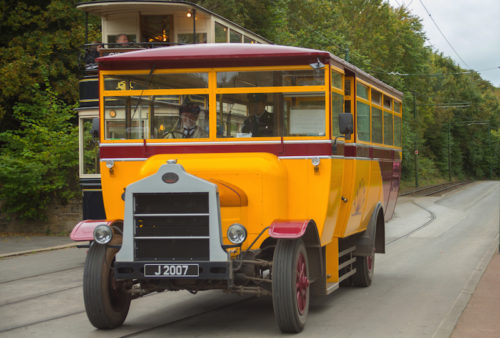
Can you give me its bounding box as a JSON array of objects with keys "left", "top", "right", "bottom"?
[{"left": 0, "top": 82, "right": 78, "bottom": 220}]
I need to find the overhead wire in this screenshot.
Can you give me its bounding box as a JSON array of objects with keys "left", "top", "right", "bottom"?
[{"left": 417, "top": 0, "right": 472, "bottom": 69}]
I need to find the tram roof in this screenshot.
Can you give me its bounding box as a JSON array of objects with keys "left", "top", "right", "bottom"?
[{"left": 98, "top": 44, "right": 403, "bottom": 99}]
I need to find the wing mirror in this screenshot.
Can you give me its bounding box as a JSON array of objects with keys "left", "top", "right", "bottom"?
[{"left": 339, "top": 113, "right": 353, "bottom": 140}]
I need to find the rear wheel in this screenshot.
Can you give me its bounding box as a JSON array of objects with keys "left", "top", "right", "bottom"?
[
  {"left": 352, "top": 252, "right": 375, "bottom": 287},
  {"left": 83, "top": 243, "right": 131, "bottom": 329},
  {"left": 272, "top": 239, "right": 310, "bottom": 333}
]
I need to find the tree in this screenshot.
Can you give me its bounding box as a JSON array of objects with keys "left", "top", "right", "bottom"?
[{"left": 0, "top": 78, "right": 79, "bottom": 220}]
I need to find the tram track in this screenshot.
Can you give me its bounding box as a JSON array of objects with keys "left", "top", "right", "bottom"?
[
  {"left": 400, "top": 181, "right": 471, "bottom": 197},
  {"left": 120, "top": 296, "right": 255, "bottom": 338},
  {"left": 386, "top": 200, "right": 437, "bottom": 246},
  {"left": 0, "top": 284, "right": 82, "bottom": 307},
  {"left": 386, "top": 182, "right": 473, "bottom": 245},
  {"left": 0, "top": 265, "right": 82, "bottom": 285}
]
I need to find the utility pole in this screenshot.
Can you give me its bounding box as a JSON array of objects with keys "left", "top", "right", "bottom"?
[
  {"left": 413, "top": 91, "right": 418, "bottom": 187},
  {"left": 448, "top": 122, "right": 451, "bottom": 181}
]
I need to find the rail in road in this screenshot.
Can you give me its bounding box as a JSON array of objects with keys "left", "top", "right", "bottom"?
[
  {"left": 0, "top": 181, "right": 498, "bottom": 337},
  {"left": 400, "top": 181, "right": 471, "bottom": 197}
]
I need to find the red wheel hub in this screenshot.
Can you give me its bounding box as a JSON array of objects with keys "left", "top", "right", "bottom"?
[{"left": 296, "top": 253, "right": 309, "bottom": 314}]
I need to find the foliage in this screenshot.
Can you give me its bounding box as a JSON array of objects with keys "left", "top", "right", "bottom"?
[
  {"left": 0, "top": 81, "right": 79, "bottom": 220},
  {"left": 0, "top": 0, "right": 98, "bottom": 131},
  {"left": 0, "top": 0, "right": 498, "bottom": 220}
]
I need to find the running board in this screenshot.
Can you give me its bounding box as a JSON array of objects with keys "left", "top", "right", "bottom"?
[
  {"left": 326, "top": 282, "right": 339, "bottom": 295},
  {"left": 339, "top": 268, "right": 356, "bottom": 283}
]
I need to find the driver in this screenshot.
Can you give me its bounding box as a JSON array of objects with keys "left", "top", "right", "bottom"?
[{"left": 167, "top": 103, "right": 207, "bottom": 138}]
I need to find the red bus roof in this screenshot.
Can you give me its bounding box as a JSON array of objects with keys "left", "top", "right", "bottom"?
[
  {"left": 97, "top": 43, "right": 403, "bottom": 99},
  {"left": 97, "top": 43, "right": 331, "bottom": 70}
]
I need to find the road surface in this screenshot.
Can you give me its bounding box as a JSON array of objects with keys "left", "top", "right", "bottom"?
[{"left": 0, "top": 181, "right": 498, "bottom": 337}]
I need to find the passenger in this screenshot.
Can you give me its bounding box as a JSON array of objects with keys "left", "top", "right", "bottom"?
[
  {"left": 242, "top": 93, "right": 273, "bottom": 137},
  {"left": 116, "top": 34, "right": 129, "bottom": 46},
  {"left": 84, "top": 41, "right": 102, "bottom": 69},
  {"left": 167, "top": 102, "right": 207, "bottom": 138}
]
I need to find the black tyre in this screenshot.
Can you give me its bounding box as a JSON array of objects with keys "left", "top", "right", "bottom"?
[
  {"left": 351, "top": 252, "right": 375, "bottom": 287},
  {"left": 83, "top": 243, "right": 131, "bottom": 329},
  {"left": 272, "top": 239, "right": 310, "bottom": 333}
]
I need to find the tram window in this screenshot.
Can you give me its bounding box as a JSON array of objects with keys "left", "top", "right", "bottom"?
[
  {"left": 356, "top": 83, "right": 368, "bottom": 100},
  {"left": 371, "top": 90, "right": 382, "bottom": 105},
  {"left": 104, "top": 73, "right": 208, "bottom": 90},
  {"left": 357, "top": 101, "right": 370, "bottom": 141},
  {"left": 332, "top": 71, "right": 342, "bottom": 89},
  {"left": 384, "top": 95, "right": 392, "bottom": 109},
  {"left": 372, "top": 107, "right": 382, "bottom": 143},
  {"left": 141, "top": 15, "right": 172, "bottom": 43},
  {"left": 108, "top": 34, "right": 136, "bottom": 46},
  {"left": 384, "top": 111, "right": 393, "bottom": 145},
  {"left": 332, "top": 93, "right": 343, "bottom": 136},
  {"left": 217, "top": 69, "right": 324, "bottom": 88},
  {"left": 229, "top": 29, "right": 242, "bottom": 43},
  {"left": 394, "top": 115, "right": 402, "bottom": 147},
  {"left": 81, "top": 118, "right": 100, "bottom": 175},
  {"left": 177, "top": 33, "right": 207, "bottom": 44},
  {"left": 244, "top": 36, "right": 255, "bottom": 44},
  {"left": 394, "top": 101, "right": 401, "bottom": 114},
  {"left": 215, "top": 22, "right": 228, "bottom": 42}
]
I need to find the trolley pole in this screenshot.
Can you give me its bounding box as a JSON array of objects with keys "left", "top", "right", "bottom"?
[{"left": 192, "top": 9, "right": 197, "bottom": 44}]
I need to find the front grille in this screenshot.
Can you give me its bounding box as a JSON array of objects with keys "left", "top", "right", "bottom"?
[
  {"left": 135, "top": 239, "right": 209, "bottom": 260},
  {"left": 133, "top": 192, "right": 210, "bottom": 261},
  {"left": 134, "top": 193, "right": 209, "bottom": 214}
]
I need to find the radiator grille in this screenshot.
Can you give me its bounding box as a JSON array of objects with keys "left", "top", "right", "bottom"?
[{"left": 133, "top": 192, "right": 210, "bottom": 261}]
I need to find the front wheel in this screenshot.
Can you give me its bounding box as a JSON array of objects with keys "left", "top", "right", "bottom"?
[
  {"left": 272, "top": 239, "right": 310, "bottom": 333},
  {"left": 83, "top": 243, "right": 131, "bottom": 329}
]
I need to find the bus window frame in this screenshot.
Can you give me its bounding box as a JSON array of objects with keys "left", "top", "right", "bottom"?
[
  {"left": 330, "top": 65, "right": 345, "bottom": 139},
  {"left": 98, "top": 65, "right": 330, "bottom": 144},
  {"left": 355, "top": 78, "right": 402, "bottom": 149}
]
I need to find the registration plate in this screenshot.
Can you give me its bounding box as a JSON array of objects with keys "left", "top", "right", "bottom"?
[{"left": 144, "top": 264, "right": 199, "bottom": 277}]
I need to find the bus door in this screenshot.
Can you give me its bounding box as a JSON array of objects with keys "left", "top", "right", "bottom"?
[{"left": 335, "top": 75, "right": 360, "bottom": 237}]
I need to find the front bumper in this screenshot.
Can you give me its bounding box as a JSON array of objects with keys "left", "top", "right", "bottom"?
[{"left": 114, "top": 261, "right": 231, "bottom": 280}]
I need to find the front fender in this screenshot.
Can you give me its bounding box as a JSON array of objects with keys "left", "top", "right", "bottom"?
[
  {"left": 70, "top": 219, "right": 123, "bottom": 241},
  {"left": 268, "top": 219, "right": 311, "bottom": 239}
]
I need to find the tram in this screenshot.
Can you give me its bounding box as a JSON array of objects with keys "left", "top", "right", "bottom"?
[
  {"left": 71, "top": 2, "right": 403, "bottom": 335},
  {"left": 77, "top": 0, "right": 270, "bottom": 220}
]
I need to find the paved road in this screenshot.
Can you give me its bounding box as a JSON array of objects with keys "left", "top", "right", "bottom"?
[{"left": 0, "top": 181, "right": 498, "bottom": 337}]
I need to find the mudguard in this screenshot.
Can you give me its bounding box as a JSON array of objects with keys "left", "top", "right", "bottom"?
[
  {"left": 268, "top": 219, "right": 311, "bottom": 239},
  {"left": 70, "top": 219, "right": 123, "bottom": 241},
  {"left": 353, "top": 203, "right": 385, "bottom": 256}
]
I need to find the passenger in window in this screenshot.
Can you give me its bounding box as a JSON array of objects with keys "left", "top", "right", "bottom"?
[
  {"left": 167, "top": 102, "right": 207, "bottom": 138},
  {"left": 116, "top": 34, "right": 129, "bottom": 46},
  {"left": 242, "top": 93, "right": 273, "bottom": 137}
]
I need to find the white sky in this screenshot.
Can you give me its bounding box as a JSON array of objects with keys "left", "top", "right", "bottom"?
[{"left": 386, "top": 0, "right": 500, "bottom": 87}]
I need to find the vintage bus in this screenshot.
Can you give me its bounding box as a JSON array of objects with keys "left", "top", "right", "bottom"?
[
  {"left": 71, "top": 43, "right": 403, "bottom": 333},
  {"left": 77, "top": 0, "right": 270, "bottom": 220}
]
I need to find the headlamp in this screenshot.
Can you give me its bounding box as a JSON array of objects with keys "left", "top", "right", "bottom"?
[
  {"left": 93, "top": 224, "right": 113, "bottom": 244},
  {"left": 227, "top": 223, "right": 247, "bottom": 245}
]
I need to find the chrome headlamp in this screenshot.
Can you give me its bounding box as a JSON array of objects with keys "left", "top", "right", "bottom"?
[
  {"left": 227, "top": 223, "right": 247, "bottom": 245},
  {"left": 93, "top": 224, "right": 113, "bottom": 244}
]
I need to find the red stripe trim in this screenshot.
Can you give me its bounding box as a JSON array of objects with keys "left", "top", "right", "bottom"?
[{"left": 100, "top": 142, "right": 401, "bottom": 159}]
